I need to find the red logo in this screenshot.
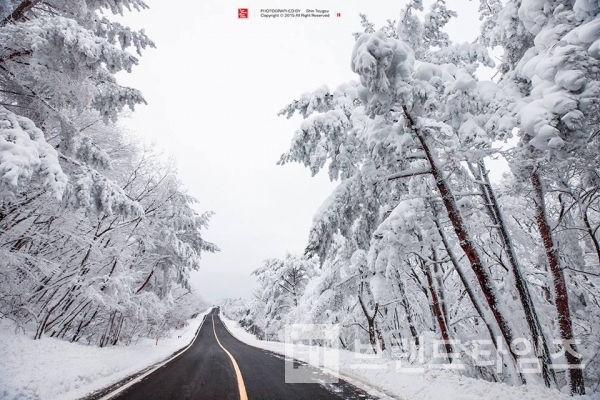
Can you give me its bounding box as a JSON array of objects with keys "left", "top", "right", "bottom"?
[
  {"left": 336, "top": 12, "right": 341, "bottom": 17},
  {"left": 238, "top": 8, "right": 249, "bottom": 18}
]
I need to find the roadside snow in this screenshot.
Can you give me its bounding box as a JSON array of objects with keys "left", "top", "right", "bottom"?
[
  {"left": 0, "top": 308, "right": 211, "bottom": 400},
  {"left": 220, "top": 316, "right": 579, "bottom": 400}
]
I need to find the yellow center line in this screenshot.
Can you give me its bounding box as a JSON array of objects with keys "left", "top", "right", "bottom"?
[{"left": 212, "top": 315, "right": 249, "bottom": 400}]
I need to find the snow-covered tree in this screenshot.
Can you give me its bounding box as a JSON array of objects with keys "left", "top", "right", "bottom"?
[
  {"left": 249, "top": 253, "right": 317, "bottom": 340},
  {"left": 0, "top": 0, "right": 153, "bottom": 216}
]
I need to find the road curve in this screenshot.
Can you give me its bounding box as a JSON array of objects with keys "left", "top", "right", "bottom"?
[{"left": 109, "top": 308, "right": 376, "bottom": 400}]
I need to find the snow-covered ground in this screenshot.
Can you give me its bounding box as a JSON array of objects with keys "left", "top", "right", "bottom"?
[
  {"left": 0, "top": 308, "right": 212, "bottom": 400},
  {"left": 220, "top": 316, "right": 586, "bottom": 400},
  {"left": 0, "top": 310, "right": 592, "bottom": 400}
]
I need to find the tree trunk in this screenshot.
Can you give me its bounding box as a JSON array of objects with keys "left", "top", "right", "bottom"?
[
  {"left": 431, "top": 247, "right": 449, "bottom": 327},
  {"left": 100, "top": 312, "right": 116, "bottom": 348},
  {"left": 136, "top": 269, "right": 155, "bottom": 293},
  {"left": 581, "top": 202, "right": 600, "bottom": 266},
  {"left": 420, "top": 254, "right": 453, "bottom": 362},
  {"left": 471, "top": 161, "right": 556, "bottom": 388},
  {"left": 376, "top": 327, "right": 386, "bottom": 352},
  {"left": 72, "top": 308, "right": 98, "bottom": 342},
  {"left": 112, "top": 314, "right": 125, "bottom": 346},
  {"left": 34, "top": 289, "right": 71, "bottom": 340},
  {"left": 358, "top": 295, "right": 382, "bottom": 353},
  {"left": 54, "top": 301, "right": 92, "bottom": 339},
  {"left": 396, "top": 271, "right": 420, "bottom": 347},
  {"left": 1, "top": 0, "right": 42, "bottom": 26},
  {"left": 433, "top": 212, "right": 496, "bottom": 344},
  {"left": 531, "top": 171, "right": 585, "bottom": 395}
]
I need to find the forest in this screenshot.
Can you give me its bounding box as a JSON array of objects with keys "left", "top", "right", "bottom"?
[
  {"left": 223, "top": 0, "right": 600, "bottom": 396},
  {"left": 0, "top": 0, "right": 217, "bottom": 348}
]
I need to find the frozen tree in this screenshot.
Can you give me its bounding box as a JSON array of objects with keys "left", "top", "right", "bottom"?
[
  {"left": 250, "top": 253, "right": 317, "bottom": 340},
  {"left": 0, "top": 0, "right": 153, "bottom": 216}
]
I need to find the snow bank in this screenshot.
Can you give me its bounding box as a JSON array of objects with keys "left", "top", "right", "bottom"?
[
  {"left": 220, "top": 316, "right": 579, "bottom": 400},
  {"left": 0, "top": 308, "right": 212, "bottom": 400}
]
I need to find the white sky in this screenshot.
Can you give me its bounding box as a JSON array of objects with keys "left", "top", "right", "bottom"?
[{"left": 115, "top": 0, "right": 491, "bottom": 302}]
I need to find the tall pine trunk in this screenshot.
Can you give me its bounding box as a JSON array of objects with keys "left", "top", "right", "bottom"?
[
  {"left": 531, "top": 171, "right": 585, "bottom": 395},
  {"left": 420, "top": 253, "right": 453, "bottom": 362}
]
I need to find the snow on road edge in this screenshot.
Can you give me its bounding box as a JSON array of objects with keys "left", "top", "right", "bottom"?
[
  {"left": 0, "top": 308, "right": 212, "bottom": 400},
  {"left": 219, "top": 316, "right": 576, "bottom": 400},
  {"left": 218, "top": 315, "right": 395, "bottom": 399}
]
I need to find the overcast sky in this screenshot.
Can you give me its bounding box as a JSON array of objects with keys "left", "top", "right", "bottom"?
[{"left": 115, "top": 0, "right": 490, "bottom": 302}]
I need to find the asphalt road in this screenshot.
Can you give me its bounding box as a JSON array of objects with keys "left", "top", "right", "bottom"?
[{"left": 111, "top": 308, "right": 376, "bottom": 400}]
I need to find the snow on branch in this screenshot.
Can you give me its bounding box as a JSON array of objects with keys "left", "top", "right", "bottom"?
[
  {"left": 0, "top": 106, "right": 66, "bottom": 197},
  {"left": 385, "top": 166, "right": 432, "bottom": 181},
  {"left": 0, "top": 16, "right": 139, "bottom": 77}
]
